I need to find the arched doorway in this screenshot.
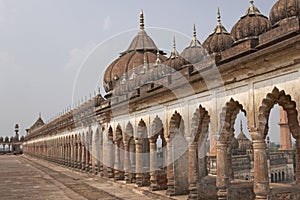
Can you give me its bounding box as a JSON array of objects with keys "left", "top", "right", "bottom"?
[
  {"left": 135, "top": 119, "right": 150, "bottom": 187},
  {"left": 149, "top": 116, "right": 167, "bottom": 191}
]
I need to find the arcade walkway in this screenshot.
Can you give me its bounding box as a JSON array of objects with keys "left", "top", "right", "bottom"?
[{"left": 0, "top": 155, "right": 169, "bottom": 200}]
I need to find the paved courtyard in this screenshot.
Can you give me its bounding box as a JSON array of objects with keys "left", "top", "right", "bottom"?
[{"left": 0, "top": 155, "right": 172, "bottom": 200}]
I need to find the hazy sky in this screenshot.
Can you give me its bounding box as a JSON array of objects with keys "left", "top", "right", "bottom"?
[{"left": 0, "top": 0, "right": 282, "bottom": 142}]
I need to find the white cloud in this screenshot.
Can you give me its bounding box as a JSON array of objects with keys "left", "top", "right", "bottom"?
[
  {"left": 0, "top": 0, "right": 15, "bottom": 29},
  {"left": 64, "top": 42, "right": 96, "bottom": 72},
  {"left": 103, "top": 15, "right": 112, "bottom": 31},
  {"left": 0, "top": 51, "right": 21, "bottom": 72}
]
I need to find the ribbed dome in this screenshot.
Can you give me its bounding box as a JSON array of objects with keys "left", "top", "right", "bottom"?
[
  {"left": 104, "top": 51, "right": 166, "bottom": 92},
  {"left": 181, "top": 25, "right": 206, "bottom": 64},
  {"left": 270, "top": 0, "right": 300, "bottom": 26},
  {"left": 123, "top": 29, "right": 158, "bottom": 54},
  {"left": 103, "top": 10, "right": 167, "bottom": 93},
  {"left": 231, "top": 0, "right": 271, "bottom": 43},
  {"left": 203, "top": 9, "right": 233, "bottom": 54},
  {"left": 164, "top": 37, "right": 190, "bottom": 70}
]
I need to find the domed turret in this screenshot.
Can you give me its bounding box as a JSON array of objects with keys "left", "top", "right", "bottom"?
[
  {"left": 270, "top": 0, "right": 300, "bottom": 26},
  {"left": 231, "top": 0, "right": 271, "bottom": 44},
  {"left": 203, "top": 8, "right": 233, "bottom": 54},
  {"left": 181, "top": 25, "right": 206, "bottom": 64},
  {"left": 164, "top": 37, "right": 190, "bottom": 70},
  {"left": 103, "top": 10, "right": 167, "bottom": 93}
]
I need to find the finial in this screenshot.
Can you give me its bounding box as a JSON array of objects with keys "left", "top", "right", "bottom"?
[
  {"left": 217, "top": 7, "right": 221, "bottom": 24},
  {"left": 143, "top": 53, "right": 148, "bottom": 72},
  {"left": 172, "top": 36, "right": 179, "bottom": 58},
  {"left": 240, "top": 119, "right": 243, "bottom": 133},
  {"left": 247, "top": 0, "right": 260, "bottom": 15},
  {"left": 173, "top": 36, "right": 176, "bottom": 52},
  {"left": 189, "top": 24, "right": 201, "bottom": 47},
  {"left": 140, "top": 9, "right": 144, "bottom": 30},
  {"left": 156, "top": 49, "right": 161, "bottom": 65},
  {"left": 98, "top": 87, "right": 101, "bottom": 95},
  {"left": 39, "top": 112, "right": 41, "bottom": 118}
]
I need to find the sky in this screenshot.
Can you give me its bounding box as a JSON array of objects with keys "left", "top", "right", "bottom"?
[{"left": 0, "top": 0, "right": 282, "bottom": 142}]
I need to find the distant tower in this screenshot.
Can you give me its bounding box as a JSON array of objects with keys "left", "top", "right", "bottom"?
[{"left": 278, "top": 106, "right": 292, "bottom": 150}]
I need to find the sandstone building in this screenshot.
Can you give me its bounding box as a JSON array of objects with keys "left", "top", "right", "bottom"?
[{"left": 23, "top": 0, "right": 300, "bottom": 199}]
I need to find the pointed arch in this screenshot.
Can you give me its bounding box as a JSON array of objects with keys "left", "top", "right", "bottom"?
[
  {"left": 108, "top": 126, "right": 113, "bottom": 140},
  {"left": 258, "top": 87, "right": 299, "bottom": 139},
  {"left": 168, "top": 111, "right": 185, "bottom": 139},
  {"left": 115, "top": 124, "right": 123, "bottom": 142},
  {"left": 137, "top": 119, "right": 147, "bottom": 138},
  {"left": 190, "top": 105, "right": 210, "bottom": 143},
  {"left": 219, "top": 98, "right": 246, "bottom": 142},
  {"left": 152, "top": 116, "right": 163, "bottom": 139},
  {"left": 125, "top": 122, "right": 134, "bottom": 141}
]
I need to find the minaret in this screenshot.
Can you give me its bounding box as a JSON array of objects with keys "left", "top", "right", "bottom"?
[{"left": 278, "top": 106, "right": 293, "bottom": 150}]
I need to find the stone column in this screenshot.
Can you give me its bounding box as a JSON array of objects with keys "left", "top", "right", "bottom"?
[
  {"left": 188, "top": 142, "right": 198, "bottom": 200},
  {"left": 124, "top": 141, "right": 131, "bottom": 183},
  {"left": 85, "top": 143, "right": 90, "bottom": 172},
  {"left": 135, "top": 138, "right": 144, "bottom": 186},
  {"left": 77, "top": 143, "right": 82, "bottom": 170},
  {"left": 114, "top": 141, "right": 121, "bottom": 180},
  {"left": 66, "top": 143, "right": 70, "bottom": 166},
  {"left": 227, "top": 144, "right": 234, "bottom": 180},
  {"left": 166, "top": 139, "right": 175, "bottom": 196},
  {"left": 216, "top": 142, "right": 229, "bottom": 200},
  {"left": 296, "top": 138, "right": 300, "bottom": 185},
  {"left": 106, "top": 139, "right": 114, "bottom": 178},
  {"left": 149, "top": 137, "right": 158, "bottom": 191},
  {"left": 81, "top": 145, "right": 86, "bottom": 172},
  {"left": 71, "top": 143, "right": 74, "bottom": 168},
  {"left": 251, "top": 130, "right": 270, "bottom": 200},
  {"left": 74, "top": 143, "right": 78, "bottom": 168}
]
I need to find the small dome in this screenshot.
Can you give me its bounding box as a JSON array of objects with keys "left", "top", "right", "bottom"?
[
  {"left": 270, "top": 0, "right": 300, "bottom": 26},
  {"left": 231, "top": 0, "right": 271, "bottom": 43},
  {"left": 181, "top": 25, "right": 206, "bottom": 64},
  {"left": 103, "top": 10, "right": 167, "bottom": 93},
  {"left": 203, "top": 9, "right": 233, "bottom": 54},
  {"left": 164, "top": 37, "right": 190, "bottom": 70}
]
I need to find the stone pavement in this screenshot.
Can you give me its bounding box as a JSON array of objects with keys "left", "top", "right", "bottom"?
[{"left": 0, "top": 155, "right": 186, "bottom": 200}]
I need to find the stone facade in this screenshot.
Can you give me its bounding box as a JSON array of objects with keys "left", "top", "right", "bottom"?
[{"left": 23, "top": 1, "right": 300, "bottom": 199}]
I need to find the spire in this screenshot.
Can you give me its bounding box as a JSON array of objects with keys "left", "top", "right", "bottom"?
[
  {"left": 193, "top": 24, "right": 197, "bottom": 39},
  {"left": 216, "top": 7, "right": 223, "bottom": 34},
  {"left": 246, "top": 0, "right": 261, "bottom": 16},
  {"left": 155, "top": 49, "right": 161, "bottom": 65},
  {"left": 217, "top": 7, "right": 221, "bottom": 25},
  {"left": 240, "top": 119, "right": 243, "bottom": 133},
  {"left": 39, "top": 113, "right": 41, "bottom": 118},
  {"left": 189, "top": 24, "right": 201, "bottom": 47},
  {"left": 140, "top": 9, "right": 144, "bottom": 30},
  {"left": 171, "top": 36, "right": 179, "bottom": 58},
  {"left": 143, "top": 53, "right": 148, "bottom": 72},
  {"left": 215, "top": 7, "right": 229, "bottom": 34}
]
